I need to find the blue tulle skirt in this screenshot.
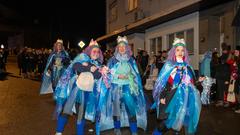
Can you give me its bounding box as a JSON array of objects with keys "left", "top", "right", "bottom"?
[
  {"left": 51, "top": 67, "right": 65, "bottom": 89},
  {"left": 98, "top": 83, "right": 147, "bottom": 131},
  {"left": 165, "top": 84, "right": 201, "bottom": 134},
  {"left": 61, "top": 81, "right": 99, "bottom": 121}
]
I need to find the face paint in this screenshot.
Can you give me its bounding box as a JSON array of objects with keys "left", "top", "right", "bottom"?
[{"left": 90, "top": 48, "right": 100, "bottom": 60}]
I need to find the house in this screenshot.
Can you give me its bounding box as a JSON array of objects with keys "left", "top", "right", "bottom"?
[{"left": 97, "top": 0, "right": 239, "bottom": 70}]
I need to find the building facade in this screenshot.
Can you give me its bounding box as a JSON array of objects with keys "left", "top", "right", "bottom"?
[{"left": 98, "top": 0, "right": 239, "bottom": 69}]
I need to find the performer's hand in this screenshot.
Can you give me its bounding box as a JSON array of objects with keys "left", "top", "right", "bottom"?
[
  {"left": 90, "top": 66, "right": 97, "bottom": 72},
  {"left": 225, "top": 81, "right": 229, "bottom": 84},
  {"left": 47, "top": 69, "right": 51, "bottom": 73},
  {"left": 82, "top": 62, "right": 88, "bottom": 66},
  {"left": 160, "top": 98, "right": 166, "bottom": 104},
  {"left": 47, "top": 69, "right": 51, "bottom": 74},
  {"left": 46, "top": 70, "right": 51, "bottom": 77},
  {"left": 101, "top": 66, "right": 109, "bottom": 74},
  {"left": 198, "top": 77, "right": 205, "bottom": 82}
]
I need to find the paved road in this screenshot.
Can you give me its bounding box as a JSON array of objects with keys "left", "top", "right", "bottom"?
[{"left": 0, "top": 56, "right": 240, "bottom": 135}]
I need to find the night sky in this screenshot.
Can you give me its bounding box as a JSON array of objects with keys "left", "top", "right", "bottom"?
[{"left": 0, "top": 0, "right": 106, "bottom": 47}]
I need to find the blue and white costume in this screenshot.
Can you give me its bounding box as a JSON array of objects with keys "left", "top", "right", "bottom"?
[
  {"left": 98, "top": 36, "right": 147, "bottom": 135},
  {"left": 200, "top": 76, "right": 214, "bottom": 105},
  {"left": 40, "top": 39, "right": 70, "bottom": 95},
  {"left": 153, "top": 38, "right": 201, "bottom": 135},
  {"left": 54, "top": 40, "right": 104, "bottom": 135},
  {"left": 200, "top": 51, "right": 214, "bottom": 105}
]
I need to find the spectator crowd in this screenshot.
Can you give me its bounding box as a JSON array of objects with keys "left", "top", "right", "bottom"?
[{"left": 2, "top": 42, "right": 240, "bottom": 114}]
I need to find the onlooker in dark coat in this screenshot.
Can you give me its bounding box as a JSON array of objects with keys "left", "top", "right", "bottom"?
[
  {"left": 215, "top": 44, "right": 231, "bottom": 107},
  {"left": 17, "top": 50, "right": 23, "bottom": 75},
  {"left": 37, "top": 52, "right": 44, "bottom": 75},
  {"left": 210, "top": 52, "right": 219, "bottom": 78},
  {"left": 136, "top": 51, "right": 143, "bottom": 75},
  {"left": 210, "top": 51, "right": 219, "bottom": 100},
  {"left": 22, "top": 50, "right": 29, "bottom": 78},
  {"left": 141, "top": 51, "right": 149, "bottom": 72},
  {"left": 0, "top": 49, "right": 6, "bottom": 72},
  {"left": 3, "top": 49, "right": 9, "bottom": 63},
  {"left": 156, "top": 51, "right": 164, "bottom": 72}
]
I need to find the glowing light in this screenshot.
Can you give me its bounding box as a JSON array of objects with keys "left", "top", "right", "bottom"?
[
  {"left": 78, "top": 41, "right": 85, "bottom": 48},
  {"left": 1, "top": 44, "right": 4, "bottom": 49}
]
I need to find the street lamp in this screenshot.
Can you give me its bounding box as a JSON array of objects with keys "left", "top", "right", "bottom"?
[{"left": 1, "top": 44, "right": 4, "bottom": 49}]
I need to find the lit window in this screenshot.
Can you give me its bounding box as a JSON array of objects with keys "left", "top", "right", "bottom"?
[
  {"left": 167, "top": 29, "right": 194, "bottom": 54},
  {"left": 168, "top": 29, "right": 194, "bottom": 54},
  {"left": 150, "top": 36, "right": 162, "bottom": 54},
  {"left": 150, "top": 38, "right": 156, "bottom": 55},
  {"left": 127, "top": 0, "right": 138, "bottom": 12}
]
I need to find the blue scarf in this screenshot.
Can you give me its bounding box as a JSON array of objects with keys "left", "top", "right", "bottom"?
[{"left": 115, "top": 53, "right": 130, "bottom": 62}]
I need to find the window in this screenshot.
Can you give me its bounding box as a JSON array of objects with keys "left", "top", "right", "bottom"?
[
  {"left": 127, "top": 0, "right": 138, "bottom": 12},
  {"left": 157, "top": 37, "right": 162, "bottom": 52},
  {"left": 176, "top": 31, "right": 184, "bottom": 39},
  {"left": 186, "top": 29, "right": 194, "bottom": 53},
  {"left": 109, "top": 1, "right": 117, "bottom": 22},
  {"left": 168, "top": 33, "right": 174, "bottom": 49},
  {"left": 150, "top": 38, "right": 156, "bottom": 54},
  {"left": 167, "top": 29, "right": 194, "bottom": 53},
  {"left": 150, "top": 36, "right": 162, "bottom": 55}
]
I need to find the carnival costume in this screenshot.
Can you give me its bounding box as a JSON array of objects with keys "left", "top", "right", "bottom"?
[
  {"left": 54, "top": 40, "right": 104, "bottom": 135},
  {"left": 40, "top": 39, "right": 70, "bottom": 94},
  {"left": 98, "top": 36, "right": 147, "bottom": 135},
  {"left": 200, "top": 51, "right": 214, "bottom": 105},
  {"left": 153, "top": 38, "right": 201, "bottom": 135}
]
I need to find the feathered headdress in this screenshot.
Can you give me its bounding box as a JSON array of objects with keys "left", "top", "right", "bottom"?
[
  {"left": 117, "top": 36, "right": 128, "bottom": 45},
  {"left": 173, "top": 38, "right": 186, "bottom": 47}
]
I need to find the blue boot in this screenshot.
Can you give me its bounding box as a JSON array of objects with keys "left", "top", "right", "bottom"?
[
  {"left": 95, "top": 122, "right": 100, "bottom": 135},
  {"left": 114, "top": 121, "right": 121, "bottom": 135},
  {"left": 153, "top": 129, "right": 162, "bottom": 135},
  {"left": 114, "top": 120, "right": 121, "bottom": 129},
  {"left": 130, "top": 122, "right": 138, "bottom": 135},
  {"left": 77, "top": 119, "right": 86, "bottom": 135},
  {"left": 56, "top": 115, "right": 68, "bottom": 133}
]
